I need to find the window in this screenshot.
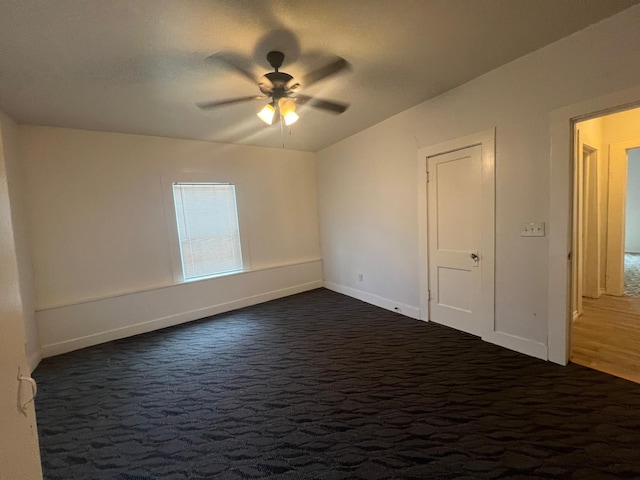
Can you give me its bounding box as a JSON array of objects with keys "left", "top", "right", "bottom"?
[{"left": 172, "top": 183, "right": 243, "bottom": 280}]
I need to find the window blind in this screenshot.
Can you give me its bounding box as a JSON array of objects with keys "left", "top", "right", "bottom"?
[{"left": 172, "top": 183, "right": 243, "bottom": 279}]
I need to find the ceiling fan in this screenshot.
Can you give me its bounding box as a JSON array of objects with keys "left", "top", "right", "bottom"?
[{"left": 197, "top": 50, "right": 350, "bottom": 126}]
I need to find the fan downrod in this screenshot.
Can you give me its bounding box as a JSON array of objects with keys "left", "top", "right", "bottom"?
[{"left": 267, "top": 51, "right": 285, "bottom": 71}]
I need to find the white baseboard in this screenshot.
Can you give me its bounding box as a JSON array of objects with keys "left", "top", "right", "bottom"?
[
  {"left": 40, "top": 280, "right": 322, "bottom": 358},
  {"left": 323, "top": 281, "right": 421, "bottom": 319},
  {"left": 27, "top": 350, "right": 42, "bottom": 373},
  {"left": 324, "top": 283, "right": 549, "bottom": 362},
  {"left": 38, "top": 260, "right": 324, "bottom": 358},
  {"left": 482, "top": 331, "right": 548, "bottom": 361}
]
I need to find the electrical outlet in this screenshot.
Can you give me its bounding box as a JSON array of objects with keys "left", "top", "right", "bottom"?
[{"left": 521, "top": 222, "right": 545, "bottom": 237}]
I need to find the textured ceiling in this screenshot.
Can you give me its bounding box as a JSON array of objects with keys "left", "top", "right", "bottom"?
[{"left": 0, "top": 0, "right": 637, "bottom": 152}]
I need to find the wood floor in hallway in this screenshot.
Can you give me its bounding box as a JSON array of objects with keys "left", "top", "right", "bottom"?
[{"left": 571, "top": 294, "right": 640, "bottom": 384}]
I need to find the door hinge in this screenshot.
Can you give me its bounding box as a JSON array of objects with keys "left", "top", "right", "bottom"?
[
  {"left": 426, "top": 170, "right": 430, "bottom": 182},
  {"left": 428, "top": 289, "right": 432, "bottom": 301}
]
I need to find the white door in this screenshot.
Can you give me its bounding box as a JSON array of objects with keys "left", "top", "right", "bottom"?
[{"left": 428, "top": 145, "right": 483, "bottom": 336}]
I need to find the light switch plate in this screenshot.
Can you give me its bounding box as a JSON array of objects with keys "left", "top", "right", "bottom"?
[{"left": 521, "top": 222, "right": 545, "bottom": 237}]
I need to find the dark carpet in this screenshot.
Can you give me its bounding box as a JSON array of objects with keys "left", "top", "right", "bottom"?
[{"left": 35, "top": 288, "right": 640, "bottom": 479}]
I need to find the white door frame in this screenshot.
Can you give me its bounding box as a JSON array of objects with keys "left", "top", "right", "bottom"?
[
  {"left": 548, "top": 84, "right": 640, "bottom": 365},
  {"left": 417, "top": 129, "right": 495, "bottom": 336}
]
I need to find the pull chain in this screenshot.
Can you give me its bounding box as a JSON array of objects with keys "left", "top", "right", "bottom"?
[{"left": 280, "top": 114, "right": 285, "bottom": 148}]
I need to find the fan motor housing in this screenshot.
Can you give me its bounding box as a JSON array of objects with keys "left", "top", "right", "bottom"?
[
  {"left": 260, "top": 71, "right": 294, "bottom": 98},
  {"left": 264, "top": 71, "right": 293, "bottom": 86}
]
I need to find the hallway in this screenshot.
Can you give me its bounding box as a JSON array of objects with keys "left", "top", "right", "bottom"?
[{"left": 571, "top": 294, "right": 640, "bottom": 384}]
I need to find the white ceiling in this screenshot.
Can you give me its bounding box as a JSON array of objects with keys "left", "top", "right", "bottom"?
[{"left": 0, "top": 0, "right": 637, "bottom": 152}]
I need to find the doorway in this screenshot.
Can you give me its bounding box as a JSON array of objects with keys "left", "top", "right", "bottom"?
[
  {"left": 570, "top": 108, "right": 640, "bottom": 383},
  {"left": 624, "top": 148, "right": 640, "bottom": 297}
]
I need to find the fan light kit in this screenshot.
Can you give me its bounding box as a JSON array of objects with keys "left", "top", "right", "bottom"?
[
  {"left": 197, "top": 50, "right": 350, "bottom": 128},
  {"left": 257, "top": 98, "right": 299, "bottom": 126}
]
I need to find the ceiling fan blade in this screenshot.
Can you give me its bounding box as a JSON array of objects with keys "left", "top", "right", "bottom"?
[
  {"left": 258, "top": 76, "right": 275, "bottom": 96},
  {"left": 197, "top": 96, "right": 264, "bottom": 110},
  {"left": 295, "top": 95, "right": 349, "bottom": 114},
  {"left": 205, "top": 52, "right": 256, "bottom": 84},
  {"left": 303, "top": 57, "right": 350, "bottom": 87}
]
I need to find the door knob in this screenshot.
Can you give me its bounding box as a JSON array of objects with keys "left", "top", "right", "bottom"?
[{"left": 470, "top": 252, "right": 479, "bottom": 262}]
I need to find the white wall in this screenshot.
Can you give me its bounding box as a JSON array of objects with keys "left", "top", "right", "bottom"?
[
  {"left": 19, "top": 127, "right": 322, "bottom": 355},
  {"left": 0, "top": 111, "right": 42, "bottom": 479},
  {"left": 1, "top": 116, "right": 40, "bottom": 370},
  {"left": 602, "top": 107, "right": 640, "bottom": 144},
  {"left": 626, "top": 148, "right": 640, "bottom": 252},
  {"left": 317, "top": 5, "right": 640, "bottom": 355}
]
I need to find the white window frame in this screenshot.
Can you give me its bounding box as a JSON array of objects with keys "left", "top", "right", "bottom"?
[{"left": 162, "top": 174, "right": 251, "bottom": 283}]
